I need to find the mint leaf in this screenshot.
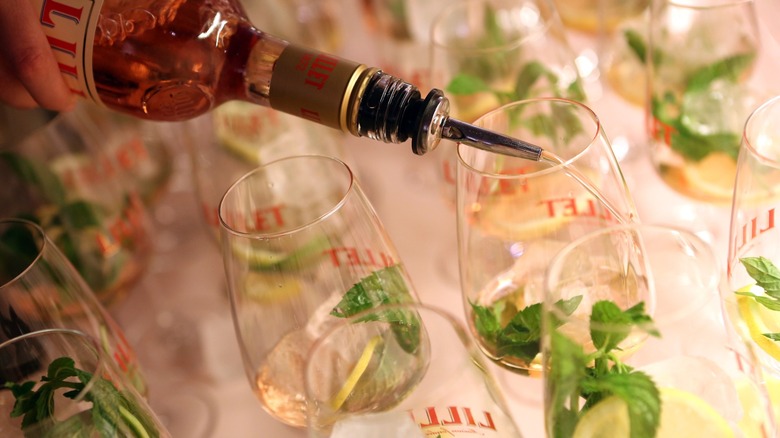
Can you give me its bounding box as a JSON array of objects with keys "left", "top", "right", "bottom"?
[
  {"left": 581, "top": 371, "right": 661, "bottom": 438},
  {"left": 6, "top": 356, "right": 159, "bottom": 437},
  {"left": 740, "top": 257, "right": 780, "bottom": 298},
  {"left": 686, "top": 52, "right": 756, "bottom": 93},
  {"left": 446, "top": 73, "right": 491, "bottom": 95},
  {"left": 469, "top": 300, "right": 504, "bottom": 344},
  {"left": 473, "top": 296, "right": 582, "bottom": 365},
  {"left": 624, "top": 29, "right": 647, "bottom": 64},
  {"left": 330, "top": 265, "right": 419, "bottom": 353}
]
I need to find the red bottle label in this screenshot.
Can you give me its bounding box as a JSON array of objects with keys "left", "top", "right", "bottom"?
[{"left": 31, "top": 0, "right": 103, "bottom": 103}]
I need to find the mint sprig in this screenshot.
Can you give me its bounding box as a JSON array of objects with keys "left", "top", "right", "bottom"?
[
  {"left": 330, "top": 265, "right": 420, "bottom": 353},
  {"left": 5, "top": 356, "right": 159, "bottom": 437},
  {"left": 549, "top": 300, "right": 661, "bottom": 438},
  {"left": 470, "top": 295, "right": 582, "bottom": 369},
  {"left": 735, "top": 256, "right": 780, "bottom": 339}
]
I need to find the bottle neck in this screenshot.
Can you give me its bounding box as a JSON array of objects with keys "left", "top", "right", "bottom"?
[
  {"left": 352, "top": 70, "right": 450, "bottom": 155},
  {"left": 242, "top": 37, "right": 450, "bottom": 155}
]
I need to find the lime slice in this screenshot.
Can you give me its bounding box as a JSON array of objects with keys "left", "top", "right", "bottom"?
[
  {"left": 231, "top": 235, "right": 330, "bottom": 271},
  {"left": 571, "top": 395, "right": 629, "bottom": 438},
  {"left": 573, "top": 387, "right": 734, "bottom": 438},
  {"left": 242, "top": 271, "right": 301, "bottom": 304},
  {"left": 682, "top": 152, "right": 737, "bottom": 202},
  {"left": 330, "top": 335, "right": 384, "bottom": 411}
]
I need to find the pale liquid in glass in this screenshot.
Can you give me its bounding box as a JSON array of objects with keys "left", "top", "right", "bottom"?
[{"left": 467, "top": 149, "right": 637, "bottom": 373}]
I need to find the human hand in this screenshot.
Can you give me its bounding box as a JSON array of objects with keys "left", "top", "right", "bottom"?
[{"left": 0, "top": 0, "right": 76, "bottom": 111}]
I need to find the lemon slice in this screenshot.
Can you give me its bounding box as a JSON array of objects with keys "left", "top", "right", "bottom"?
[
  {"left": 329, "top": 335, "right": 383, "bottom": 411},
  {"left": 736, "top": 290, "right": 780, "bottom": 362},
  {"left": 573, "top": 388, "right": 734, "bottom": 438},
  {"left": 734, "top": 377, "right": 774, "bottom": 438},
  {"left": 656, "top": 388, "right": 734, "bottom": 437},
  {"left": 452, "top": 91, "right": 502, "bottom": 123},
  {"left": 682, "top": 152, "right": 737, "bottom": 202}
]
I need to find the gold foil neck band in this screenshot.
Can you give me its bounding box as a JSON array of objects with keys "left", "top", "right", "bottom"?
[{"left": 341, "top": 66, "right": 378, "bottom": 136}]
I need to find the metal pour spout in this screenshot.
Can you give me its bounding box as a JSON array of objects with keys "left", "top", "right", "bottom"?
[{"left": 409, "top": 89, "right": 542, "bottom": 161}]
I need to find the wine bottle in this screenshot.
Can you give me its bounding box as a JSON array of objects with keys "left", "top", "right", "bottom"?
[{"left": 32, "top": 0, "right": 542, "bottom": 159}]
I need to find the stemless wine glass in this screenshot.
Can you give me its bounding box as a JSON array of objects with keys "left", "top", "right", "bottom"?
[
  {"left": 543, "top": 223, "right": 775, "bottom": 437},
  {"left": 722, "top": 95, "right": 780, "bottom": 385},
  {"left": 219, "top": 154, "right": 419, "bottom": 428},
  {"left": 429, "top": 0, "right": 586, "bottom": 206},
  {"left": 0, "top": 102, "right": 154, "bottom": 309},
  {"left": 305, "top": 303, "right": 523, "bottom": 437},
  {"left": 642, "top": 0, "right": 764, "bottom": 234},
  {"left": 457, "top": 97, "right": 636, "bottom": 373},
  {"left": 0, "top": 218, "right": 146, "bottom": 394},
  {"left": 0, "top": 328, "right": 169, "bottom": 437}
]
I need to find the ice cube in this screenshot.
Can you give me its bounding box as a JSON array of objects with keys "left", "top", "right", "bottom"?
[
  {"left": 330, "top": 411, "right": 425, "bottom": 438},
  {"left": 680, "top": 81, "right": 763, "bottom": 137}
]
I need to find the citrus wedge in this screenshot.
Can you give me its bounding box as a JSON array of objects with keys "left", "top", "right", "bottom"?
[
  {"left": 736, "top": 285, "right": 780, "bottom": 362},
  {"left": 573, "top": 387, "right": 734, "bottom": 438},
  {"left": 329, "top": 335, "right": 383, "bottom": 411},
  {"left": 682, "top": 152, "right": 737, "bottom": 202},
  {"left": 735, "top": 377, "right": 774, "bottom": 438},
  {"left": 242, "top": 272, "right": 301, "bottom": 304}
]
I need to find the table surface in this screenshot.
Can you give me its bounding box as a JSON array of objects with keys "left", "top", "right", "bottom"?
[{"left": 110, "top": 1, "right": 780, "bottom": 437}]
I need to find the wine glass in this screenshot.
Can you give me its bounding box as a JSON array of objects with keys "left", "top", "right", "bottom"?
[
  {"left": 428, "top": 0, "right": 586, "bottom": 285},
  {"left": 188, "top": 102, "right": 351, "bottom": 245},
  {"left": 722, "top": 95, "right": 780, "bottom": 415},
  {"left": 429, "top": 0, "right": 586, "bottom": 206},
  {"left": 219, "top": 154, "right": 419, "bottom": 428},
  {"left": 0, "top": 102, "right": 154, "bottom": 309},
  {"left": 641, "top": 0, "right": 765, "bottom": 242},
  {"left": 0, "top": 218, "right": 146, "bottom": 395},
  {"left": 304, "top": 303, "right": 523, "bottom": 437},
  {"left": 0, "top": 328, "right": 169, "bottom": 437},
  {"left": 457, "top": 97, "right": 636, "bottom": 370},
  {"left": 455, "top": 98, "right": 636, "bottom": 433},
  {"left": 543, "top": 223, "right": 775, "bottom": 437}
]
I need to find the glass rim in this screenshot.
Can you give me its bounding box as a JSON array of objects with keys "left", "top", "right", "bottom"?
[
  {"left": 544, "top": 223, "right": 720, "bottom": 331},
  {"left": 741, "top": 94, "right": 780, "bottom": 168},
  {"left": 429, "top": 0, "right": 555, "bottom": 53},
  {"left": 0, "top": 328, "right": 107, "bottom": 405},
  {"left": 218, "top": 154, "right": 354, "bottom": 239},
  {"left": 456, "top": 97, "right": 602, "bottom": 179},
  {"left": 0, "top": 218, "right": 48, "bottom": 291}
]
